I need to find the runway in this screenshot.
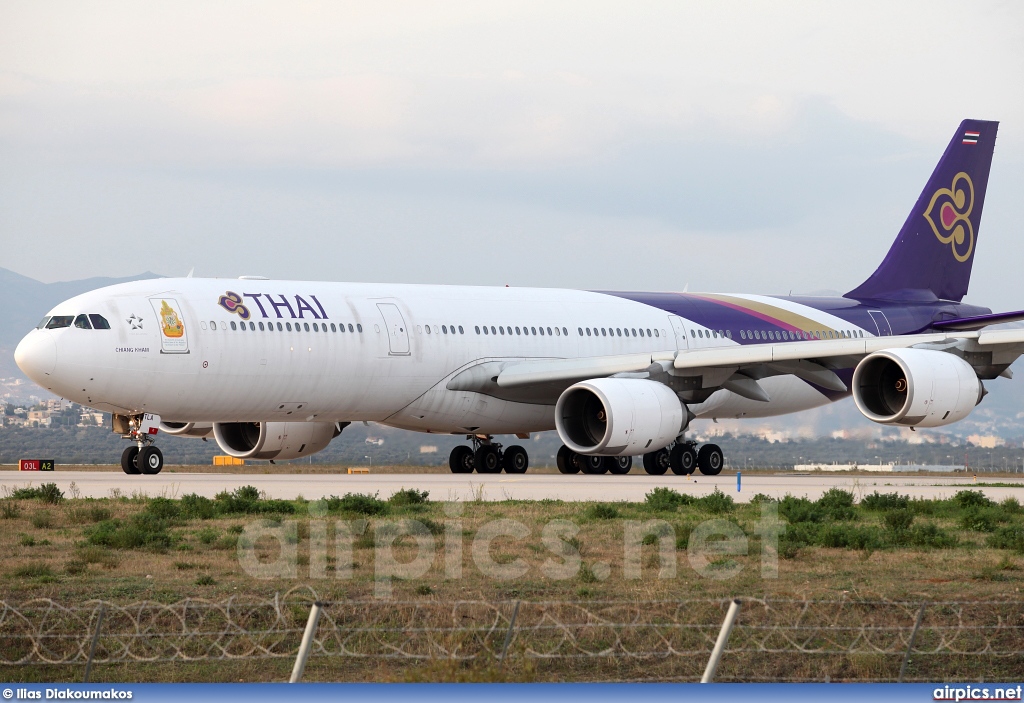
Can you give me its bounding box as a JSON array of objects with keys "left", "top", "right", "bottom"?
[{"left": 3, "top": 470, "right": 1024, "bottom": 503}]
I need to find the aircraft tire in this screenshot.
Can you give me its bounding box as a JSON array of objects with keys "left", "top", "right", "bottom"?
[
  {"left": 697, "top": 444, "right": 724, "bottom": 475},
  {"left": 121, "top": 446, "right": 141, "bottom": 475},
  {"left": 670, "top": 444, "right": 698, "bottom": 475},
  {"left": 503, "top": 445, "right": 529, "bottom": 473},
  {"left": 475, "top": 445, "right": 502, "bottom": 473},
  {"left": 556, "top": 446, "right": 580, "bottom": 474},
  {"left": 608, "top": 456, "right": 632, "bottom": 474},
  {"left": 643, "top": 449, "right": 670, "bottom": 475},
  {"left": 138, "top": 446, "right": 164, "bottom": 475},
  {"left": 449, "top": 446, "right": 474, "bottom": 473},
  {"left": 581, "top": 455, "right": 608, "bottom": 475}
]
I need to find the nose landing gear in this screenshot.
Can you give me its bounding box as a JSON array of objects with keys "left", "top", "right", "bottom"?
[{"left": 114, "top": 413, "right": 165, "bottom": 475}]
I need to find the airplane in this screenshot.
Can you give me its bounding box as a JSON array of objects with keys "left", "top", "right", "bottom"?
[{"left": 14, "top": 119, "right": 1024, "bottom": 477}]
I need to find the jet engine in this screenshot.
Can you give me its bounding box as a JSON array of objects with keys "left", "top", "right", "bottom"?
[
  {"left": 555, "top": 378, "right": 685, "bottom": 456},
  {"left": 852, "top": 348, "right": 983, "bottom": 428},
  {"left": 159, "top": 421, "right": 213, "bottom": 438},
  {"left": 213, "top": 421, "right": 344, "bottom": 461}
]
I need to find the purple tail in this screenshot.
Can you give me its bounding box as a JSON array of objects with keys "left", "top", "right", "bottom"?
[{"left": 846, "top": 119, "right": 998, "bottom": 303}]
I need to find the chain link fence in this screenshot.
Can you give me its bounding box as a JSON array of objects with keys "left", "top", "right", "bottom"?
[{"left": 2, "top": 589, "right": 1022, "bottom": 682}]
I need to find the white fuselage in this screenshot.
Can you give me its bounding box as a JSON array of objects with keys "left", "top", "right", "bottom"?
[{"left": 16, "top": 278, "right": 872, "bottom": 435}]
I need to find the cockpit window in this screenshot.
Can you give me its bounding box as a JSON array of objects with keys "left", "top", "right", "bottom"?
[
  {"left": 74, "top": 314, "right": 93, "bottom": 329},
  {"left": 36, "top": 317, "right": 51, "bottom": 329},
  {"left": 89, "top": 314, "right": 111, "bottom": 329},
  {"left": 46, "top": 316, "right": 74, "bottom": 329}
]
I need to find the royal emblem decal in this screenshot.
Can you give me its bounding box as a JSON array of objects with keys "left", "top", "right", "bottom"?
[
  {"left": 218, "top": 291, "right": 251, "bottom": 319},
  {"left": 923, "top": 171, "right": 975, "bottom": 263}
]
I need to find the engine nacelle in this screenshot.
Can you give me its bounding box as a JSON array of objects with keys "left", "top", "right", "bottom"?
[
  {"left": 213, "top": 421, "right": 343, "bottom": 461},
  {"left": 853, "top": 348, "right": 982, "bottom": 428},
  {"left": 159, "top": 421, "right": 213, "bottom": 438},
  {"left": 555, "top": 378, "right": 685, "bottom": 456}
]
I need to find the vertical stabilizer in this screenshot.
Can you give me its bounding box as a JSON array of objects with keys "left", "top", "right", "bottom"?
[{"left": 846, "top": 119, "right": 998, "bottom": 302}]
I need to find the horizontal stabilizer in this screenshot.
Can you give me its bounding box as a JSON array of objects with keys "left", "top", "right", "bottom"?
[{"left": 931, "top": 310, "right": 1024, "bottom": 331}]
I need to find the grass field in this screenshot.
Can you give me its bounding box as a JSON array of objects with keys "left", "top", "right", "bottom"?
[{"left": 2, "top": 482, "right": 1023, "bottom": 682}]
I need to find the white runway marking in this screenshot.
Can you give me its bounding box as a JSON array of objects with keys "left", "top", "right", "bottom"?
[{"left": 3, "top": 471, "right": 1023, "bottom": 503}]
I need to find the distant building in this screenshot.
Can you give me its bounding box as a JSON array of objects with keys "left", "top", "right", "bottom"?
[
  {"left": 419, "top": 445, "right": 438, "bottom": 454},
  {"left": 794, "top": 462, "right": 964, "bottom": 473},
  {"left": 365, "top": 437, "right": 385, "bottom": 446},
  {"left": 27, "top": 410, "right": 51, "bottom": 427}
]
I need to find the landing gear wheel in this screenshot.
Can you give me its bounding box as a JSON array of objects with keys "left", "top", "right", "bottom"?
[
  {"left": 121, "top": 446, "right": 141, "bottom": 475},
  {"left": 608, "top": 456, "right": 632, "bottom": 475},
  {"left": 474, "top": 445, "right": 502, "bottom": 474},
  {"left": 581, "top": 456, "right": 609, "bottom": 475},
  {"left": 557, "top": 446, "right": 580, "bottom": 474},
  {"left": 137, "top": 446, "right": 164, "bottom": 475},
  {"left": 670, "top": 444, "right": 697, "bottom": 475},
  {"left": 449, "top": 445, "right": 474, "bottom": 473},
  {"left": 643, "top": 449, "right": 670, "bottom": 475},
  {"left": 697, "top": 444, "right": 724, "bottom": 475},
  {"left": 503, "top": 445, "right": 529, "bottom": 474}
]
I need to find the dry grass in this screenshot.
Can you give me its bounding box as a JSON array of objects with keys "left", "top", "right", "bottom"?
[{"left": 0, "top": 491, "right": 1022, "bottom": 682}]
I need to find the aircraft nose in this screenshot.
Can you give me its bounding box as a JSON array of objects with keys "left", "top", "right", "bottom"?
[{"left": 14, "top": 332, "right": 57, "bottom": 382}]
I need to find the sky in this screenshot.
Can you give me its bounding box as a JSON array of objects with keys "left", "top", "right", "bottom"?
[{"left": 1, "top": 1, "right": 1023, "bottom": 310}]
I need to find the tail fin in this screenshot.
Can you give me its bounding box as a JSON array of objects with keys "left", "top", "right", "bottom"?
[{"left": 846, "top": 119, "right": 998, "bottom": 302}]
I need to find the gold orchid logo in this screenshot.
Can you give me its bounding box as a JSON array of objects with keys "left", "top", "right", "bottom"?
[{"left": 923, "top": 171, "right": 975, "bottom": 263}]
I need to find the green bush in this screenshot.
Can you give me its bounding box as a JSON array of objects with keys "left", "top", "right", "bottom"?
[
  {"left": 30, "top": 511, "right": 54, "bottom": 529},
  {"left": 779, "top": 496, "right": 824, "bottom": 524},
  {"left": 71, "top": 505, "right": 112, "bottom": 523},
  {"left": 955, "top": 490, "right": 995, "bottom": 509},
  {"left": 695, "top": 488, "right": 734, "bottom": 514},
  {"left": 214, "top": 486, "right": 295, "bottom": 515},
  {"left": 861, "top": 492, "right": 909, "bottom": 511},
  {"left": 644, "top": 487, "right": 692, "bottom": 511},
  {"left": 180, "top": 494, "right": 217, "bottom": 520},
  {"left": 389, "top": 488, "right": 430, "bottom": 507},
  {"left": 959, "top": 507, "right": 1004, "bottom": 533},
  {"left": 12, "top": 562, "right": 55, "bottom": 579},
  {"left": 585, "top": 504, "right": 619, "bottom": 520},
  {"left": 987, "top": 526, "right": 1024, "bottom": 554},
  {"left": 327, "top": 493, "right": 390, "bottom": 515},
  {"left": 86, "top": 513, "right": 173, "bottom": 551},
  {"left": 908, "top": 523, "right": 958, "bottom": 549},
  {"left": 2, "top": 500, "right": 22, "bottom": 519},
  {"left": 749, "top": 494, "right": 777, "bottom": 505},
  {"left": 1000, "top": 497, "right": 1022, "bottom": 515},
  {"left": 816, "top": 488, "right": 856, "bottom": 520},
  {"left": 883, "top": 509, "right": 914, "bottom": 532},
  {"left": 818, "top": 524, "right": 885, "bottom": 550},
  {"left": 196, "top": 527, "right": 218, "bottom": 545},
  {"left": 146, "top": 497, "right": 180, "bottom": 520},
  {"left": 195, "top": 574, "right": 216, "bottom": 586},
  {"left": 11, "top": 483, "right": 64, "bottom": 504}
]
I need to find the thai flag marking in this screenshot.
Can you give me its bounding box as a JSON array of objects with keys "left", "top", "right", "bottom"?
[{"left": 963, "top": 130, "right": 980, "bottom": 145}]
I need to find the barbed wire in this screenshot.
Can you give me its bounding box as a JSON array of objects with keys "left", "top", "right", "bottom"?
[{"left": 1, "top": 590, "right": 1022, "bottom": 682}]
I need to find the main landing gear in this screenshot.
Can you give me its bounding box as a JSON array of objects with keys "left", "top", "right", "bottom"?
[
  {"left": 114, "top": 414, "right": 165, "bottom": 475},
  {"left": 449, "top": 437, "right": 529, "bottom": 474},
  {"left": 555, "top": 441, "right": 724, "bottom": 477},
  {"left": 641, "top": 441, "right": 723, "bottom": 476}
]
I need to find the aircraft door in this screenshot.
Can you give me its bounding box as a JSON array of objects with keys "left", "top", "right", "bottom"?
[
  {"left": 868, "top": 310, "right": 892, "bottom": 336},
  {"left": 376, "top": 303, "right": 410, "bottom": 355},
  {"left": 669, "top": 315, "right": 690, "bottom": 350}
]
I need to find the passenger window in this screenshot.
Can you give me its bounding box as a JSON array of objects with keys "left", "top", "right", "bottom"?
[
  {"left": 726, "top": 330, "right": 732, "bottom": 339},
  {"left": 554, "top": 327, "right": 560, "bottom": 336},
  {"left": 458, "top": 326, "right": 464, "bottom": 334},
  {"left": 442, "top": 325, "right": 447, "bottom": 334},
  {"left": 690, "top": 330, "right": 695, "bottom": 338},
  {"left": 330, "top": 323, "right": 336, "bottom": 332},
  {"left": 301, "top": 323, "right": 307, "bottom": 332},
  {"left": 210, "top": 321, "right": 217, "bottom": 330},
  {"left": 578, "top": 327, "right": 583, "bottom": 336},
  {"left": 740, "top": 330, "right": 746, "bottom": 339},
  {"left": 46, "top": 316, "right": 74, "bottom": 329},
  {"left": 639, "top": 329, "right": 645, "bottom": 337},
  {"left": 631, "top": 329, "right": 637, "bottom": 337},
  {"left": 313, "top": 323, "right": 319, "bottom": 332},
  {"left": 499, "top": 327, "right": 505, "bottom": 335},
  {"left": 357, "top": 324, "right": 362, "bottom": 332},
  {"left": 475, "top": 326, "right": 481, "bottom": 334},
  {"left": 231, "top": 321, "right": 237, "bottom": 331},
  {"left": 426, "top": 325, "right": 432, "bottom": 334},
  {"left": 249, "top": 322, "right": 255, "bottom": 331},
  {"left": 654, "top": 329, "right": 659, "bottom": 337},
  {"left": 531, "top": 327, "right": 537, "bottom": 335},
  {"left": 482, "top": 326, "right": 488, "bottom": 335},
  {"left": 89, "top": 314, "right": 111, "bottom": 329},
  {"left": 490, "top": 326, "right": 496, "bottom": 334},
  {"left": 647, "top": 329, "right": 652, "bottom": 337},
  {"left": 547, "top": 327, "right": 552, "bottom": 335},
  {"left": 539, "top": 327, "right": 545, "bottom": 336},
  {"left": 74, "top": 314, "right": 93, "bottom": 329},
  {"left": 284, "top": 322, "right": 290, "bottom": 331},
  {"left": 586, "top": 328, "right": 592, "bottom": 336},
  {"left": 518, "top": 327, "right": 523, "bottom": 335},
  {"left": 563, "top": 327, "right": 568, "bottom": 336}
]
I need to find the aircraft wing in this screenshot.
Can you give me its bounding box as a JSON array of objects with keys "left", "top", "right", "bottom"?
[{"left": 487, "top": 329, "right": 1024, "bottom": 403}]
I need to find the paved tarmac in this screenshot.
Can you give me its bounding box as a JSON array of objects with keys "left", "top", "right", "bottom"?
[{"left": 3, "top": 470, "right": 1023, "bottom": 503}]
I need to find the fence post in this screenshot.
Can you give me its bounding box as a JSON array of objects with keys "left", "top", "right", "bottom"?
[
  {"left": 898, "top": 604, "right": 926, "bottom": 683},
  {"left": 499, "top": 600, "right": 521, "bottom": 662},
  {"left": 83, "top": 604, "right": 105, "bottom": 683},
  {"left": 701, "top": 599, "right": 741, "bottom": 683},
  {"left": 289, "top": 602, "right": 323, "bottom": 683}
]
